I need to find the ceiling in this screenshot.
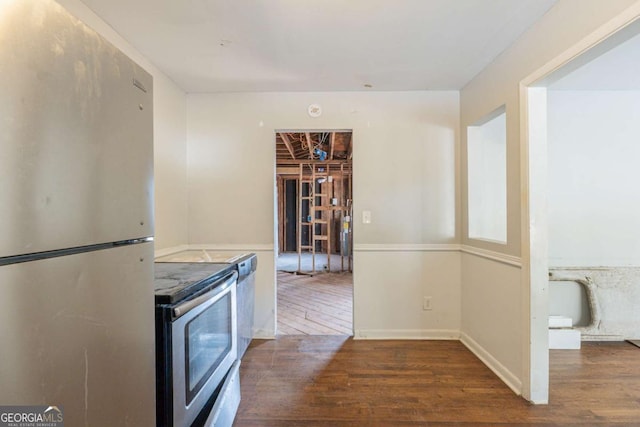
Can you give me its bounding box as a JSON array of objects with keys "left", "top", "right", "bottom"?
[{"left": 78, "top": 0, "right": 558, "bottom": 93}]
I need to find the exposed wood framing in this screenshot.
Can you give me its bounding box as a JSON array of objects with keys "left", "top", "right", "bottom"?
[
  {"left": 305, "top": 132, "right": 314, "bottom": 159},
  {"left": 277, "top": 159, "right": 351, "bottom": 166},
  {"left": 277, "top": 132, "right": 353, "bottom": 273},
  {"left": 277, "top": 176, "right": 284, "bottom": 252},
  {"left": 329, "top": 132, "right": 335, "bottom": 160},
  {"left": 279, "top": 132, "right": 296, "bottom": 159}
]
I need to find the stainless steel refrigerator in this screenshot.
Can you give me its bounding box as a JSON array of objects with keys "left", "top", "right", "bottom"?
[{"left": 0, "top": 1, "right": 156, "bottom": 425}]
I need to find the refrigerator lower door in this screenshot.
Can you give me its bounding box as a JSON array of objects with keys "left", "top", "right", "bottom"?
[{"left": 0, "top": 242, "right": 155, "bottom": 426}]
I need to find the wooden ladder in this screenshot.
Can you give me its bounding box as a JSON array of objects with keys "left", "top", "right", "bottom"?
[
  {"left": 297, "top": 163, "right": 314, "bottom": 273},
  {"left": 311, "top": 164, "right": 332, "bottom": 273},
  {"left": 297, "top": 161, "right": 352, "bottom": 273}
]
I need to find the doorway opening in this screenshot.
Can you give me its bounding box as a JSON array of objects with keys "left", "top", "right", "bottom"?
[
  {"left": 275, "top": 131, "right": 353, "bottom": 336},
  {"left": 523, "top": 15, "right": 640, "bottom": 403}
]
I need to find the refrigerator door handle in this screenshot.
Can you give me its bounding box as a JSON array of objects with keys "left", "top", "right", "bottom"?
[{"left": 172, "top": 271, "right": 238, "bottom": 319}]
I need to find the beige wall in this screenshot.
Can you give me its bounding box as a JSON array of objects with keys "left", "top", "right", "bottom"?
[
  {"left": 462, "top": 0, "right": 639, "bottom": 255},
  {"left": 187, "top": 92, "right": 459, "bottom": 245},
  {"left": 355, "top": 250, "right": 461, "bottom": 339},
  {"left": 54, "top": 0, "right": 640, "bottom": 400},
  {"left": 186, "top": 91, "right": 460, "bottom": 337},
  {"left": 152, "top": 81, "right": 188, "bottom": 250},
  {"left": 56, "top": 0, "right": 189, "bottom": 251},
  {"left": 461, "top": 253, "right": 522, "bottom": 392},
  {"left": 460, "top": 0, "right": 640, "bottom": 401}
]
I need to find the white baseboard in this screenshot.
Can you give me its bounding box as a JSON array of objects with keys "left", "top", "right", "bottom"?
[
  {"left": 354, "top": 329, "right": 460, "bottom": 340},
  {"left": 460, "top": 332, "right": 522, "bottom": 396},
  {"left": 252, "top": 329, "right": 276, "bottom": 340}
]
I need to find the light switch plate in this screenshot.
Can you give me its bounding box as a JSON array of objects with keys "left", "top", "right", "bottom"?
[{"left": 362, "top": 210, "right": 372, "bottom": 224}]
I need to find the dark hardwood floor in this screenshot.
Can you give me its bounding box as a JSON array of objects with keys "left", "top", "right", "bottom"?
[{"left": 234, "top": 337, "right": 640, "bottom": 426}]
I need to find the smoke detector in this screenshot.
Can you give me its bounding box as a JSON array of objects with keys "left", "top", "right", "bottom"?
[{"left": 308, "top": 104, "right": 322, "bottom": 118}]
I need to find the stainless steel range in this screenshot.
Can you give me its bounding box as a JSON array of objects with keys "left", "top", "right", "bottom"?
[
  {"left": 154, "top": 263, "right": 241, "bottom": 427},
  {"left": 155, "top": 251, "right": 257, "bottom": 359}
]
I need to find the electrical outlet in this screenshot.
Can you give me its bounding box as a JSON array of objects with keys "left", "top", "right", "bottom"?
[{"left": 423, "top": 296, "right": 432, "bottom": 311}]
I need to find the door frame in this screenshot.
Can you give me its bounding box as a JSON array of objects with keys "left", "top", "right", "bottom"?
[
  {"left": 519, "top": 9, "right": 640, "bottom": 403},
  {"left": 273, "top": 129, "right": 355, "bottom": 335}
]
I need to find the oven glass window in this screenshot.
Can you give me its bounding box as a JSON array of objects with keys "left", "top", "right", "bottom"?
[{"left": 185, "top": 292, "right": 232, "bottom": 403}]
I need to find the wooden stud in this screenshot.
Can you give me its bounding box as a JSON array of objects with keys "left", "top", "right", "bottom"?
[
  {"left": 329, "top": 132, "right": 335, "bottom": 160},
  {"left": 305, "top": 132, "right": 314, "bottom": 159},
  {"left": 279, "top": 132, "right": 296, "bottom": 159},
  {"left": 277, "top": 176, "right": 284, "bottom": 253}
]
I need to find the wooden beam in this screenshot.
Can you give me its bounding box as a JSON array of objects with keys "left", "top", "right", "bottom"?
[
  {"left": 305, "top": 132, "right": 314, "bottom": 159},
  {"left": 276, "top": 167, "right": 302, "bottom": 175},
  {"left": 279, "top": 132, "right": 296, "bottom": 160},
  {"left": 329, "top": 132, "right": 335, "bottom": 160},
  {"left": 277, "top": 159, "right": 350, "bottom": 166}
]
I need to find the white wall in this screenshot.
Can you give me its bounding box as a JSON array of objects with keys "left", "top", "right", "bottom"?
[
  {"left": 56, "top": 0, "right": 188, "bottom": 251},
  {"left": 460, "top": 0, "right": 640, "bottom": 401},
  {"left": 548, "top": 90, "right": 640, "bottom": 267},
  {"left": 186, "top": 91, "right": 460, "bottom": 338}
]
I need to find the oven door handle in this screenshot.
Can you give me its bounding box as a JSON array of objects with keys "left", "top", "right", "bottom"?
[{"left": 172, "top": 271, "right": 238, "bottom": 319}]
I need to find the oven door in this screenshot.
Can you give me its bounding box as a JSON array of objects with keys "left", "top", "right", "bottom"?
[{"left": 171, "top": 271, "right": 238, "bottom": 427}]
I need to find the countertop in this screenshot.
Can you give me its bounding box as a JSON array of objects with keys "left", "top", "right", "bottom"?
[
  {"left": 155, "top": 250, "right": 249, "bottom": 263},
  {"left": 154, "top": 262, "right": 236, "bottom": 305}
]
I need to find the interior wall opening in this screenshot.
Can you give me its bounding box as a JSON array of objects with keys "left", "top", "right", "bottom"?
[
  {"left": 467, "top": 106, "right": 507, "bottom": 244},
  {"left": 274, "top": 130, "right": 354, "bottom": 336},
  {"left": 524, "top": 16, "right": 640, "bottom": 403}
]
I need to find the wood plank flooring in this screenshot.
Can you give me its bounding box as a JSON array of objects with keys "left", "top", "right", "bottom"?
[
  {"left": 277, "top": 271, "right": 352, "bottom": 335},
  {"left": 234, "top": 337, "right": 640, "bottom": 426}
]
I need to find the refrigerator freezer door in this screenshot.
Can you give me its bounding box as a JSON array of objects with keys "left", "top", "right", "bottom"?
[
  {"left": 0, "top": 242, "right": 155, "bottom": 426},
  {"left": 0, "top": 0, "right": 154, "bottom": 258}
]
